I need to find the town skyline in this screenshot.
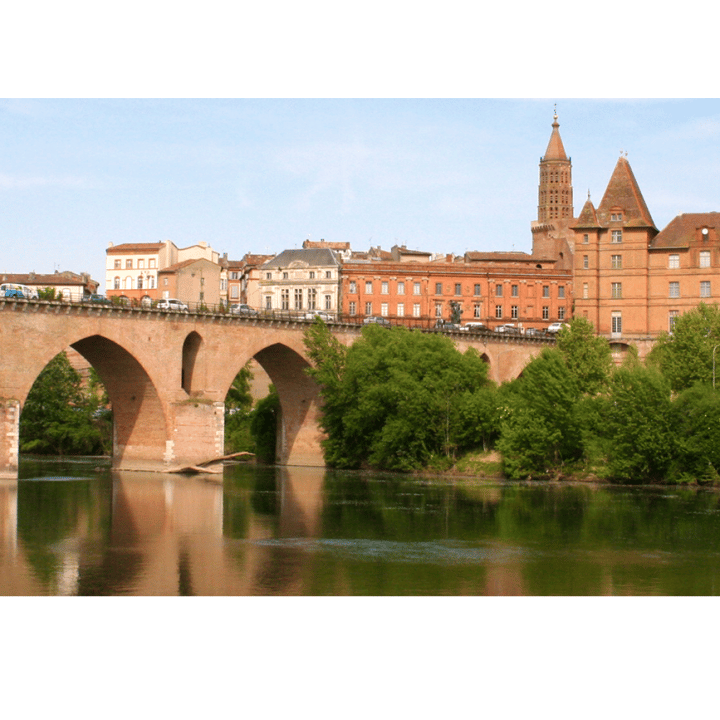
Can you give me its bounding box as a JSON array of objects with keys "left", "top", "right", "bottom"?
[{"left": 3, "top": 99, "right": 720, "bottom": 293}]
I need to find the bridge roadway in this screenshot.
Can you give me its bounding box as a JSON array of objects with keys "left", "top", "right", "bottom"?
[{"left": 0, "top": 298, "right": 555, "bottom": 477}]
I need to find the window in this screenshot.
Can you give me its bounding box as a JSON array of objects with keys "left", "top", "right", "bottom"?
[
  {"left": 114, "top": 259, "right": 121, "bottom": 269},
  {"left": 413, "top": 303, "right": 421, "bottom": 317},
  {"left": 700, "top": 251, "right": 711, "bottom": 268},
  {"left": 474, "top": 284, "right": 481, "bottom": 296},
  {"left": 138, "top": 259, "right": 145, "bottom": 269},
  {"left": 558, "top": 307, "right": 565, "bottom": 320},
  {"left": 669, "top": 310, "right": 679, "bottom": 332},
  {"left": 611, "top": 282, "right": 622, "bottom": 299},
  {"left": 611, "top": 255, "right": 622, "bottom": 269},
  {"left": 325, "top": 295, "right": 332, "bottom": 310},
  {"left": 309, "top": 271, "right": 315, "bottom": 279},
  {"left": 455, "top": 283, "right": 461, "bottom": 295},
  {"left": 381, "top": 303, "right": 389, "bottom": 317},
  {"left": 137, "top": 276, "right": 143, "bottom": 289},
  {"left": 281, "top": 289, "right": 289, "bottom": 310},
  {"left": 397, "top": 282, "right": 405, "bottom": 295},
  {"left": 611, "top": 230, "right": 623, "bottom": 243},
  {"left": 294, "top": 289, "right": 303, "bottom": 310},
  {"left": 349, "top": 301, "right": 356, "bottom": 316},
  {"left": 583, "top": 234, "right": 589, "bottom": 244},
  {"left": 509, "top": 285, "right": 518, "bottom": 297},
  {"left": 349, "top": 281, "right": 357, "bottom": 294},
  {"left": 149, "top": 259, "right": 156, "bottom": 269},
  {"left": 413, "top": 282, "right": 421, "bottom": 295},
  {"left": 701, "top": 281, "right": 711, "bottom": 298},
  {"left": 611, "top": 212, "right": 623, "bottom": 221},
  {"left": 435, "top": 303, "right": 443, "bottom": 317},
  {"left": 326, "top": 271, "right": 332, "bottom": 279},
  {"left": 669, "top": 281, "right": 680, "bottom": 298},
  {"left": 363, "top": 281, "right": 371, "bottom": 294},
  {"left": 558, "top": 286, "right": 565, "bottom": 298},
  {"left": 397, "top": 303, "right": 405, "bottom": 317},
  {"left": 114, "top": 277, "right": 120, "bottom": 290},
  {"left": 611, "top": 312, "right": 622, "bottom": 335},
  {"left": 511, "top": 305, "right": 518, "bottom": 319},
  {"left": 474, "top": 304, "right": 481, "bottom": 318},
  {"left": 124, "top": 277, "right": 133, "bottom": 290},
  {"left": 365, "top": 302, "right": 372, "bottom": 315},
  {"left": 230, "top": 286, "right": 239, "bottom": 299},
  {"left": 265, "top": 296, "right": 272, "bottom": 310},
  {"left": 283, "top": 272, "right": 288, "bottom": 280},
  {"left": 381, "top": 281, "right": 389, "bottom": 295},
  {"left": 583, "top": 282, "right": 589, "bottom": 299},
  {"left": 542, "top": 286, "right": 550, "bottom": 298},
  {"left": 495, "top": 305, "right": 503, "bottom": 319},
  {"left": 669, "top": 254, "right": 680, "bottom": 269},
  {"left": 126, "top": 259, "right": 133, "bottom": 269},
  {"left": 583, "top": 255, "right": 589, "bottom": 269},
  {"left": 542, "top": 306, "right": 549, "bottom": 320},
  {"left": 308, "top": 288, "right": 317, "bottom": 309},
  {"left": 149, "top": 277, "right": 155, "bottom": 289},
  {"left": 266, "top": 272, "right": 272, "bottom": 280},
  {"left": 495, "top": 284, "right": 503, "bottom": 297},
  {"left": 435, "top": 283, "right": 443, "bottom": 295}
]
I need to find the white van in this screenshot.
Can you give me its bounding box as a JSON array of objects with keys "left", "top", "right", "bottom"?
[{"left": 0, "top": 283, "right": 38, "bottom": 299}]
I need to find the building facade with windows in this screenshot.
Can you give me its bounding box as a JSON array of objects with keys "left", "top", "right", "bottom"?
[
  {"left": 259, "top": 249, "right": 341, "bottom": 314},
  {"left": 1, "top": 270, "right": 98, "bottom": 301}
]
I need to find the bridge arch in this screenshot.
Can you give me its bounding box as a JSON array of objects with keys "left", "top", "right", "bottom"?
[{"left": 182, "top": 331, "right": 204, "bottom": 395}]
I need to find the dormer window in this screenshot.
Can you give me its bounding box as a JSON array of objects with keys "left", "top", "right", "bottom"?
[{"left": 611, "top": 212, "right": 623, "bottom": 221}]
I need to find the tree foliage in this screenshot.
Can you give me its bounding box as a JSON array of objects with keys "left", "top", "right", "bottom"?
[
  {"left": 20, "top": 351, "right": 111, "bottom": 456},
  {"left": 224, "top": 362, "right": 255, "bottom": 454},
  {"left": 649, "top": 303, "right": 720, "bottom": 391},
  {"left": 305, "top": 321, "right": 493, "bottom": 471}
]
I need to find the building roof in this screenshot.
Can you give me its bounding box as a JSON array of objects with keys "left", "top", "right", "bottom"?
[
  {"left": 106, "top": 243, "right": 165, "bottom": 254},
  {"left": 303, "top": 240, "right": 350, "bottom": 251},
  {"left": 261, "top": 249, "right": 340, "bottom": 269},
  {"left": 158, "top": 258, "right": 218, "bottom": 274},
  {"left": 574, "top": 198, "right": 600, "bottom": 228},
  {"left": 543, "top": 112, "right": 568, "bottom": 162},
  {"left": 1, "top": 271, "right": 96, "bottom": 287},
  {"left": 596, "top": 156, "right": 656, "bottom": 228},
  {"left": 650, "top": 212, "right": 720, "bottom": 250},
  {"left": 465, "top": 251, "right": 555, "bottom": 264}
]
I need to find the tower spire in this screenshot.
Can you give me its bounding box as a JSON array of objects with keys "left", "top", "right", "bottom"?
[{"left": 537, "top": 109, "right": 573, "bottom": 222}]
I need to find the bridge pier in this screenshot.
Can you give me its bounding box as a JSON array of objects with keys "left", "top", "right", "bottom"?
[{"left": 0, "top": 400, "right": 20, "bottom": 478}]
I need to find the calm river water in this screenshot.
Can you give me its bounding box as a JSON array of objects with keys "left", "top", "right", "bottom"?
[{"left": 4, "top": 456, "right": 720, "bottom": 595}]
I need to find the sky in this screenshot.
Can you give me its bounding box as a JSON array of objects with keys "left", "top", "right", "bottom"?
[{"left": 3, "top": 98, "right": 720, "bottom": 293}]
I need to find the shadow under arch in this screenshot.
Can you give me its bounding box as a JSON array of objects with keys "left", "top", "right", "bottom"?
[
  {"left": 70, "top": 335, "right": 168, "bottom": 467},
  {"left": 182, "top": 331, "right": 204, "bottom": 394},
  {"left": 251, "top": 343, "right": 323, "bottom": 467}
]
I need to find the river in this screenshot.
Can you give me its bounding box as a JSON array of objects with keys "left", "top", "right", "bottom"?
[{"left": 3, "top": 456, "right": 720, "bottom": 595}]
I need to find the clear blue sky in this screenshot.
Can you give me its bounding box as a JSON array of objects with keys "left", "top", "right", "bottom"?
[{"left": 2, "top": 98, "right": 720, "bottom": 292}]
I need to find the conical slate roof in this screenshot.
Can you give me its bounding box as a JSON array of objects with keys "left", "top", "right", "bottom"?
[
  {"left": 597, "top": 156, "right": 656, "bottom": 228},
  {"left": 574, "top": 197, "right": 600, "bottom": 228}
]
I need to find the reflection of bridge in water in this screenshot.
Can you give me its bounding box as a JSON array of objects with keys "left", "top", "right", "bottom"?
[{"left": 0, "top": 299, "right": 561, "bottom": 477}]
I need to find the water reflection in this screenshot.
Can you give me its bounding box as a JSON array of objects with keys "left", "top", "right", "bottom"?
[{"left": 3, "top": 459, "right": 720, "bottom": 595}]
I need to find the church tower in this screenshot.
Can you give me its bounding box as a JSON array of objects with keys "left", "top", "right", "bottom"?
[
  {"left": 537, "top": 110, "right": 573, "bottom": 222},
  {"left": 532, "top": 110, "right": 576, "bottom": 269}
]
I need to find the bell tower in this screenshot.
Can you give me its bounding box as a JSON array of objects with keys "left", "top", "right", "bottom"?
[{"left": 532, "top": 109, "right": 576, "bottom": 269}]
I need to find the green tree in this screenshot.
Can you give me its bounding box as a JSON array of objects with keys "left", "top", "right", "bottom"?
[
  {"left": 224, "top": 362, "right": 255, "bottom": 454},
  {"left": 250, "top": 386, "right": 280, "bottom": 463},
  {"left": 648, "top": 303, "right": 720, "bottom": 391},
  {"left": 594, "top": 365, "right": 676, "bottom": 483},
  {"left": 497, "top": 348, "right": 583, "bottom": 479},
  {"left": 20, "top": 352, "right": 108, "bottom": 456},
  {"left": 305, "top": 322, "right": 492, "bottom": 471},
  {"left": 555, "top": 317, "right": 613, "bottom": 395}
]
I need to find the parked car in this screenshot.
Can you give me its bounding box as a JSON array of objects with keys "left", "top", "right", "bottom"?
[
  {"left": 82, "top": 293, "right": 112, "bottom": 305},
  {"left": 157, "top": 298, "right": 189, "bottom": 312},
  {"left": 524, "top": 327, "right": 544, "bottom": 337},
  {"left": 304, "top": 311, "right": 334, "bottom": 322},
  {"left": 547, "top": 322, "right": 568, "bottom": 334},
  {"left": 495, "top": 324, "right": 522, "bottom": 335},
  {"left": 363, "top": 316, "right": 391, "bottom": 327},
  {"left": 230, "top": 303, "right": 258, "bottom": 316},
  {"left": 464, "top": 322, "right": 489, "bottom": 333}
]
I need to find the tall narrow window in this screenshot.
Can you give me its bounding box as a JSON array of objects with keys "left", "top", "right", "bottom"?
[
  {"left": 435, "top": 283, "right": 443, "bottom": 295},
  {"left": 669, "top": 254, "right": 680, "bottom": 269},
  {"left": 701, "top": 281, "right": 711, "bottom": 298},
  {"left": 669, "top": 282, "right": 680, "bottom": 298},
  {"left": 700, "top": 251, "right": 711, "bottom": 268},
  {"left": 669, "top": 310, "right": 679, "bottom": 332},
  {"left": 474, "top": 284, "right": 481, "bottom": 296},
  {"left": 511, "top": 306, "right": 518, "bottom": 319},
  {"left": 611, "top": 255, "right": 622, "bottom": 269},
  {"left": 611, "top": 312, "right": 622, "bottom": 335},
  {"left": 365, "top": 302, "right": 372, "bottom": 315},
  {"left": 349, "top": 301, "right": 356, "bottom": 316},
  {"left": 511, "top": 284, "right": 519, "bottom": 297},
  {"left": 413, "top": 303, "right": 421, "bottom": 317},
  {"left": 495, "top": 305, "right": 503, "bottom": 319},
  {"left": 611, "top": 282, "right": 622, "bottom": 299},
  {"left": 397, "top": 282, "right": 405, "bottom": 295},
  {"left": 381, "top": 281, "right": 389, "bottom": 295},
  {"left": 583, "top": 255, "right": 589, "bottom": 269},
  {"left": 583, "top": 282, "right": 588, "bottom": 299},
  {"left": 495, "top": 284, "right": 503, "bottom": 297},
  {"left": 365, "top": 281, "right": 373, "bottom": 294},
  {"left": 397, "top": 303, "right": 405, "bottom": 317}
]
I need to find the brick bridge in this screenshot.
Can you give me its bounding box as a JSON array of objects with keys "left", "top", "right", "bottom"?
[{"left": 0, "top": 299, "right": 567, "bottom": 477}]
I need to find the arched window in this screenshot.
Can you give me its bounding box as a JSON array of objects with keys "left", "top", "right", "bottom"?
[
  {"left": 137, "top": 275, "right": 143, "bottom": 289},
  {"left": 114, "top": 277, "right": 120, "bottom": 290}
]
